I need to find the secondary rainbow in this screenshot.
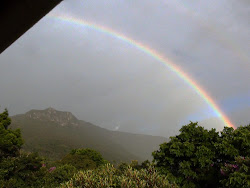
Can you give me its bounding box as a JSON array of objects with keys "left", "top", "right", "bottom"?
[{"left": 49, "top": 13, "right": 235, "bottom": 129}]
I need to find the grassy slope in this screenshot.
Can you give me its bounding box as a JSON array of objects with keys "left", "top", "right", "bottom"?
[{"left": 10, "top": 109, "right": 167, "bottom": 162}]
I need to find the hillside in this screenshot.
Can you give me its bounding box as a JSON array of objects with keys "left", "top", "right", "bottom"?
[{"left": 10, "top": 108, "right": 167, "bottom": 162}]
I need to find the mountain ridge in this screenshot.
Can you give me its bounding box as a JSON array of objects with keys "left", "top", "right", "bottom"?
[
  {"left": 24, "top": 107, "right": 79, "bottom": 126},
  {"left": 10, "top": 108, "right": 167, "bottom": 163}
]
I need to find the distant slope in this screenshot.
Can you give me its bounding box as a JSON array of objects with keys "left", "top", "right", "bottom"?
[{"left": 10, "top": 108, "right": 167, "bottom": 162}]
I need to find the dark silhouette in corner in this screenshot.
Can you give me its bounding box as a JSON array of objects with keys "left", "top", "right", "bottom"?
[{"left": 0, "top": 0, "right": 62, "bottom": 54}]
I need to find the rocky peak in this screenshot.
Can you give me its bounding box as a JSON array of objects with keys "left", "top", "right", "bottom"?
[{"left": 25, "top": 107, "right": 79, "bottom": 126}]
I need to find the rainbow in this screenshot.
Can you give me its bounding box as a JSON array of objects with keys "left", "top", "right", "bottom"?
[{"left": 49, "top": 13, "right": 235, "bottom": 129}]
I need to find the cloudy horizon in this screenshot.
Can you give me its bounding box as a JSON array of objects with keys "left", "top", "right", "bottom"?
[{"left": 0, "top": 0, "right": 249, "bottom": 137}]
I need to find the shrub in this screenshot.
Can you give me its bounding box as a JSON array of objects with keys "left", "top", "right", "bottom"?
[
  {"left": 44, "top": 164, "right": 77, "bottom": 187},
  {"left": 61, "top": 163, "right": 177, "bottom": 188},
  {"left": 70, "top": 148, "right": 106, "bottom": 167},
  {"left": 59, "top": 148, "right": 106, "bottom": 171},
  {"left": 0, "top": 152, "right": 46, "bottom": 187},
  {"left": 152, "top": 122, "right": 250, "bottom": 188},
  {"left": 220, "top": 156, "right": 250, "bottom": 188}
]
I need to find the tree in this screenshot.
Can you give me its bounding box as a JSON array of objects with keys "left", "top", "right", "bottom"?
[
  {"left": 0, "top": 109, "right": 23, "bottom": 159},
  {"left": 0, "top": 108, "right": 11, "bottom": 129},
  {"left": 60, "top": 148, "right": 106, "bottom": 170},
  {"left": 0, "top": 109, "right": 46, "bottom": 187},
  {"left": 44, "top": 164, "right": 76, "bottom": 187},
  {"left": 152, "top": 122, "right": 250, "bottom": 188},
  {"left": 0, "top": 152, "right": 45, "bottom": 187}
]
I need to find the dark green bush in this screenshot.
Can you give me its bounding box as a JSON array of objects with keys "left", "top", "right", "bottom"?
[
  {"left": 220, "top": 156, "right": 250, "bottom": 188},
  {"left": 153, "top": 122, "right": 250, "bottom": 188},
  {"left": 70, "top": 148, "right": 106, "bottom": 167},
  {"left": 43, "top": 164, "right": 77, "bottom": 187},
  {"left": 0, "top": 109, "right": 23, "bottom": 159},
  {"left": 59, "top": 148, "right": 106, "bottom": 171},
  {"left": 0, "top": 152, "right": 46, "bottom": 187}
]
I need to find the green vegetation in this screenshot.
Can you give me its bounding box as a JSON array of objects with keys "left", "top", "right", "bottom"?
[
  {"left": 220, "top": 156, "right": 250, "bottom": 188},
  {"left": 0, "top": 109, "right": 106, "bottom": 187},
  {"left": 0, "top": 109, "right": 23, "bottom": 159},
  {"left": 10, "top": 108, "right": 166, "bottom": 162},
  {"left": 61, "top": 163, "right": 177, "bottom": 188},
  {"left": 60, "top": 148, "right": 107, "bottom": 170},
  {"left": 1, "top": 109, "right": 249, "bottom": 187},
  {"left": 0, "top": 109, "right": 44, "bottom": 187},
  {"left": 152, "top": 122, "right": 250, "bottom": 188},
  {"left": 43, "top": 164, "right": 77, "bottom": 187}
]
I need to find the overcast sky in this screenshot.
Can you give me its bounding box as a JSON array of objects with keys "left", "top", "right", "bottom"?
[{"left": 0, "top": 0, "right": 249, "bottom": 137}]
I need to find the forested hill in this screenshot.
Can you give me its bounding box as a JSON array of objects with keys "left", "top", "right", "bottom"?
[{"left": 10, "top": 108, "right": 167, "bottom": 162}]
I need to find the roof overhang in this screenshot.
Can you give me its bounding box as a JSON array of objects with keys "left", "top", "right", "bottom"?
[{"left": 0, "top": 0, "right": 62, "bottom": 54}]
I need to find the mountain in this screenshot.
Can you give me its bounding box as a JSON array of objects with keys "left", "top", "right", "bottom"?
[{"left": 10, "top": 108, "right": 167, "bottom": 163}]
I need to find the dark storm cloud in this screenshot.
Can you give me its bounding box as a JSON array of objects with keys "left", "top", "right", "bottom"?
[{"left": 0, "top": 0, "right": 249, "bottom": 136}]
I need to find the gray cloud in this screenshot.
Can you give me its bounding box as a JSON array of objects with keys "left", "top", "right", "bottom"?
[{"left": 0, "top": 0, "right": 249, "bottom": 137}]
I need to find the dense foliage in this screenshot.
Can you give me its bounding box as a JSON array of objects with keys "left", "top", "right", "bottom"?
[
  {"left": 220, "top": 156, "right": 250, "bottom": 188},
  {"left": 43, "top": 164, "right": 77, "bottom": 187},
  {"left": 59, "top": 148, "right": 107, "bottom": 171},
  {"left": 61, "top": 163, "right": 177, "bottom": 188},
  {"left": 0, "top": 109, "right": 105, "bottom": 187},
  {"left": 152, "top": 122, "right": 250, "bottom": 188},
  {"left": 0, "top": 109, "right": 45, "bottom": 187},
  {"left": 0, "top": 109, "right": 23, "bottom": 159},
  {"left": 1, "top": 109, "right": 249, "bottom": 187}
]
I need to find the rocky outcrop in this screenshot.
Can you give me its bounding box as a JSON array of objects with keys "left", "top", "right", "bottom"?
[{"left": 25, "top": 107, "right": 79, "bottom": 126}]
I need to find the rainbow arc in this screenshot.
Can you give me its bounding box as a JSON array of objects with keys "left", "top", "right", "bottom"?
[{"left": 49, "top": 13, "right": 235, "bottom": 129}]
